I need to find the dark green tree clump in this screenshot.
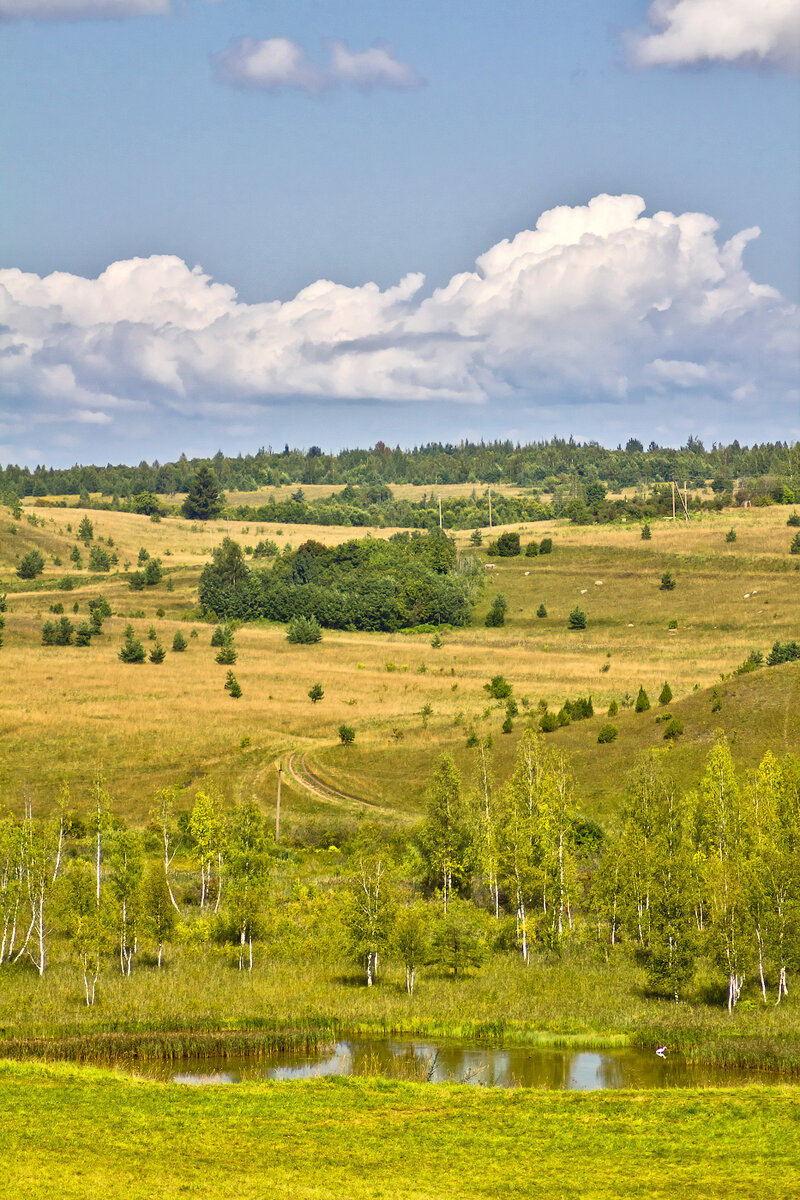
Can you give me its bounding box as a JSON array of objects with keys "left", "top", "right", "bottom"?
[
  {"left": 17, "top": 550, "right": 45, "bottom": 579},
  {"left": 88, "top": 546, "right": 111, "bottom": 572},
  {"left": 659, "top": 681, "right": 673, "bottom": 706},
  {"left": 308, "top": 683, "right": 325, "bottom": 703},
  {"left": 484, "top": 594, "right": 507, "bottom": 627},
  {"left": 787, "top": 511, "right": 800, "bottom": 527},
  {"left": 663, "top": 718, "right": 684, "bottom": 741},
  {"left": 287, "top": 615, "right": 323, "bottom": 644},
  {"left": 635, "top": 686, "right": 651, "bottom": 713},
  {"left": 77, "top": 516, "right": 94, "bottom": 543},
  {"left": 118, "top": 625, "right": 146, "bottom": 663},
  {"left": 149, "top": 641, "right": 166, "bottom": 664},
  {"left": 199, "top": 531, "right": 472, "bottom": 633},
  {"left": 790, "top": 533, "right": 800, "bottom": 555},
  {"left": 484, "top": 675, "right": 512, "bottom": 700},
  {"left": 597, "top": 724, "right": 618, "bottom": 744},
  {"left": 725, "top": 528, "right": 737, "bottom": 543},
  {"left": 495, "top": 531, "right": 520, "bottom": 557},
  {"left": 536, "top": 602, "right": 547, "bottom": 618},
  {"left": 660, "top": 571, "right": 676, "bottom": 590},
  {"left": 182, "top": 465, "right": 225, "bottom": 520},
  {"left": 338, "top": 724, "right": 355, "bottom": 745},
  {"left": 172, "top": 630, "right": 187, "bottom": 652},
  {"left": 641, "top": 523, "right": 652, "bottom": 540},
  {"left": 568, "top": 606, "right": 587, "bottom": 630}
]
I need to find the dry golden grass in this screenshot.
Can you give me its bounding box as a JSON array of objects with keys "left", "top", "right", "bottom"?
[{"left": 2, "top": 501, "right": 799, "bottom": 825}]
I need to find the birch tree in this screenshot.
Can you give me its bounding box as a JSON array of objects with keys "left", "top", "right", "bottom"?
[
  {"left": 108, "top": 830, "right": 143, "bottom": 975},
  {"left": 142, "top": 863, "right": 176, "bottom": 968},
  {"left": 342, "top": 854, "right": 396, "bottom": 986},
  {"left": 150, "top": 786, "right": 182, "bottom": 912},
  {"left": 697, "top": 739, "right": 752, "bottom": 1011},
  {"left": 59, "top": 860, "right": 109, "bottom": 1005},
  {"left": 189, "top": 788, "right": 225, "bottom": 910},
  {"left": 227, "top": 799, "right": 269, "bottom": 971},
  {"left": 419, "top": 756, "right": 473, "bottom": 914},
  {"left": 89, "top": 776, "right": 113, "bottom": 906}
]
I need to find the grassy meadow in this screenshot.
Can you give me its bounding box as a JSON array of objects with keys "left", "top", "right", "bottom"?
[
  {"left": 1, "top": 497, "right": 798, "bottom": 824},
  {"left": 0, "top": 1060, "right": 797, "bottom": 1200}
]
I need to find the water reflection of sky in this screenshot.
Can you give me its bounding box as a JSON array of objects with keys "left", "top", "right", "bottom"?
[{"left": 165, "top": 1040, "right": 772, "bottom": 1091}]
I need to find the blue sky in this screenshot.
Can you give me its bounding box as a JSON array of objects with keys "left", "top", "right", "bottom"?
[{"left": 1, "top": 0, "right": 798, "bottom": 467}]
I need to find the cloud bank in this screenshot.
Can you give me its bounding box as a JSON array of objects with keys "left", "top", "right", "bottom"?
[
  {"left": 0, "top": 0, "right": 173, "bottom": 18},
  {"left": 212, "top": 36, "right": 425, "bottom": 94},
  {"left": 626, "top": 0, "right": 800, "bottom": 70},
  {"left": 1, "top": 195, "right": 798, "bottom": 440}
]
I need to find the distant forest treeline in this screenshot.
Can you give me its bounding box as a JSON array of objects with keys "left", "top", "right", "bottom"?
[{"left": 3, "top": 437, "right": 798, "bottom": 502}]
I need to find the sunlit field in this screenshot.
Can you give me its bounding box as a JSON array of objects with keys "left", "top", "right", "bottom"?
[{"left": 2, "top": 499, "right": 798, "bottom": 823}]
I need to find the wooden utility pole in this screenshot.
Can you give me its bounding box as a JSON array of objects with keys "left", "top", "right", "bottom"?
[
  {"left": 275, "top": 763, "right": 282, "bottom": 843},
  {"left": 671, "top": 481, "right": 676, "bottom": 521}
]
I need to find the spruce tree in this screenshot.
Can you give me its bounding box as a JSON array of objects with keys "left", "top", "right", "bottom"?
[
  {"left": 182, "top": 465, "right": 224, "bottom": 520},
  {"left": 308, "top": 683, "right": 325, "bottom": 703},
  {"left": 658, "top": 681, "right": 673, "bottom": 706},
  {"left": 118, "top": 625, "right": 146, "bottom": 663},
  {"left": 635, "top": 685, "right": 650, "bottom": 712},
  {"left": 172, "top": 630, "right": 187, "bottom": 652},
  {"left": 149, "top": 641, "right": 166, "bottom": 664}
]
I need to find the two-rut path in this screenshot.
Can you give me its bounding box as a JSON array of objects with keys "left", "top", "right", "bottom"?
[{"left": 284, "top": 750, "right": 393, "bottom": 816}]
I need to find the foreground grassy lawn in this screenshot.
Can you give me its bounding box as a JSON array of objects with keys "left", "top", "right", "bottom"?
[{"left": 0, "top": 1061, "right": 796, "bottom": 1200}]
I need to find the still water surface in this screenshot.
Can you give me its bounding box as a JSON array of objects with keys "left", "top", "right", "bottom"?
[{"left": 144, "top": 1039, "right": 781, "bottom": 1090}]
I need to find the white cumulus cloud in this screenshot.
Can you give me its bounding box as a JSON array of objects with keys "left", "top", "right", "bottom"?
[
  {"left": 212, "top": 36, "right": 425, "bottom": 94},
  {"left": 1, "top": 194, "right": 797, "bottom": 435},
  {"left": 626, "top": 0, "right": 800, "bottom": 70}
]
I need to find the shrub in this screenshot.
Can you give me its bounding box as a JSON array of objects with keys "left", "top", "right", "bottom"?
[
  {"left": 137, "top": 547, "right": 150, "bottom": 564},
  {"left": 215, "top": 642, "right": 238, "bottom": 665},
  {"left": 74, "top": 622, "right": 92, "bottom": 647},
  {"left": 567, "top": 606, "right": 587, "bottom": 630},
  {"left": 149, "top": 641, "right": 166, "bottom": 664},
  {"left": 607, "top": 699, "right": 618, "bottom": 716},
  {"left": 229, "top": 678, "right": 242, "bottom": 699},
  {"left": 430, "top": 631, "right": 443, "bottom": 649},
  {"left": 469, "top": 529, "right": 483, "bottom": 546},
  {"left": 791, "top": 533, "right": 800, "bottom": 555},
  {"left": 57, "top": 577, "right": 75, "bottom": 591},
  {"left": 172, "top": 630, "right": 187, "bottom": 652},
  {"left": 787, "top": 511, "right": 800, "bottom": 527},
  {"left": 539, "top": 537, "right": 553, "bottom": 555},
  {"left": 560, "top": 696, "right": 593, "bottom": 721},
  {"left": 147, "top": 625, "right": 157, "bottom": 641},
  {"left": 70, "top": 546, "right": 83, "bottom": 568},
  {"left": 525, "top": 541, "right": 539, "bottom": 557},
  {"left": 496, "top": 531, "right": 521, "bottom": 557},
  {"left": 210, "top": 625, "right": 227, "bottom": 647},
  {"left": 766, "top": 639, "right": 800, "bottom": 666},
  {"left": 635, "top": 686, "right": 650, "bottom": 712},
  {"left": 53, "top": 616, "right": 74, "bottom": 646},
  {"left": 663, "top": 718, "right": 684, "bottom": 741},
  {"left": 17, "top": 550, "right": 45, "bottom": 579},
  {"left": 711, "top": 688, "right": 722, "bottom": 713},
  {"left": 725, "top": 528, "right": 737, "bottom": 543},
  {"left": 118, "top": 625, "right": 146, "bottom": 663},
  {"left": 127, "top": 572, "right": 146, "bottom": 591},
  {"left": 484, "top": 675, "right": 512, "bottom": 699},
  {"left": 484, "top": 594, "right": 508, "bottom": 627},
  {"left": 41, "top": 621, "right": 56, "bottom": 646},
  {"left": 77, "top": 516, "right": 94, "bottom": 543},
  {"left": 338, "top": 723, "right": 355, "bottom": 745},
  {"left": 597, "top": 724, "right": 618, "bottom": 744},
  {"left": 641, "top": 523, "right": 651, "bottom": 540},
  {"left": 668, "top": 619, "right": 678, "bottom": 630},
  {"left": 88, "top": 596, "right": 112, "bottom": 620},
  {"left": 536, "top": 603, "right": 547, "bottom": 618},
  {"left": 660, "top": 571, "right": 676, "bottom": 590},
  {"left": 49, "top": 602, "right": 64, "bottom": 614},
  {"left": 308, "top": 683, "right": 325, "bottom": 703},
  {"left": 501, "top": 714, "right": 513, "bottom": 734},
  {"left": 658, "top": 681, "right": 673, "bottom": 706},
  {"left": 143, "top": 558, "right": 162, "bottom": 585},
  {"left": 287, "top": 615, "right": 323, "bottom": 644},
  {"left": 539, "top": 711, "right": 559, "bottom": 733},
  {"left": 88, "top": 545, "right": 111, "bottom": 572}
]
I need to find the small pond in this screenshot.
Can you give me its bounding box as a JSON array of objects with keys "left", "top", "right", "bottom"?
[{"left": 141, "top": 1039, "right": 785, "bottom": 1090}]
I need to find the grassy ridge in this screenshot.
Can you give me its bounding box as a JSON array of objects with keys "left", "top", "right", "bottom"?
[
  {"left": 0, "top": 1060, "right": 798, "bottom": 1199},
  {"left": 2, "top": 501, "right": 798, "bottom": 821}
]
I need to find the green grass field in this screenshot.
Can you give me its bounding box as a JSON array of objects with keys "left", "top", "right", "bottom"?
[
  {"left": 1, "top": 498, "right": 798, "bottom": 823},
  {"left": 0, "top": 1060, "right": 797, "bottom": 1200}
]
